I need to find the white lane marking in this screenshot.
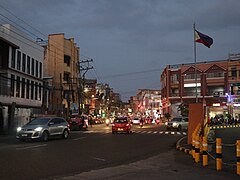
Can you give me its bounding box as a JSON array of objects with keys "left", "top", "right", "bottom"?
[
  {"left": 159, "top": 131, "right": 164, "bottom": 134},
  {"left": 141, "top": 131, "right": 146, "bottom": 134},
  {"left": 165, "top": 131, "right": 169, "bottom": 134},
  {"left": 153, "top": 131, "right": 158, "bottom": 134},
  {"left": 147, "top": 131, "right": 152, "bottom": 134},
  {"left": 73, "top": 137, "right": 86, "bottom": 141},
  {"left": 91, "top": 156, "right": 106, "bottom": 162},
  {"left": 177, "top": 132, "right": 181, "bottom": 135},
  {"left": 16, "top": 144, "right": 47, "bottom": 150},
  {"left": 171, "top": 132, "right": 175, "bottom": 135},
  {"left": 182, "top": 132, "right": 187, "bottom": 135}
]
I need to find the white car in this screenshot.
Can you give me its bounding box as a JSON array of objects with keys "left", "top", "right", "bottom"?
[
  {"left": 165, "top": 116, "right": 188, "bottom": 131},
  {"left": 132, "top": 118, "right": 140, "bottom": 124}
]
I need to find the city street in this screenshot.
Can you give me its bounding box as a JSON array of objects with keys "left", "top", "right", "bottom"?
[{"left": 0, "top": 123, "right": 239, "bottom": 180}]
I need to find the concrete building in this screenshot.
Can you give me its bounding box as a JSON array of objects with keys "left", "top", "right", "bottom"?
[
  {"left": 160, "top": 58, "right": 240, "bottom": 119},
  {"left": 0, "top": 24, "right": 44, "bottom": 133},
  {"left": 43, "top": 33, "right": 80, "bottom": 117}
]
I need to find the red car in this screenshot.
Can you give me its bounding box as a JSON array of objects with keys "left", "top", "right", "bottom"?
[
  {"left": 112, "top": 117, "right": 132, "bottom": 134},
  {"left": 67, "top": 116, "right": 87, "bottom": 131}
]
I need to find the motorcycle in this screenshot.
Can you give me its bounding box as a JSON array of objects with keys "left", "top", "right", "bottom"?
[
  {"left": 106, "top": 119, "right": 110, "bottom": 126},
  {"left": 140, "top": 121, "right": 143, "bottom": 128}
]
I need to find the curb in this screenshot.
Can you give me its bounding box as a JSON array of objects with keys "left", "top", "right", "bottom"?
[{"left": 176, "top": 136, "right": 192, "bottom": 155}]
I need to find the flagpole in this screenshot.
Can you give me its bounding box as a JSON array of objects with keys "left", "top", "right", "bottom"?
[{"left": 193, "top": 23, "right": 198, "bottom": 103}]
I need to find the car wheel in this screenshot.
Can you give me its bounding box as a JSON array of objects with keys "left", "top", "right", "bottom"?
[
  {"left": 177, "top": 125, "right": 182, "bottom": 131},
  {"left": 112, "top": 131, "right": 115, "bottom": 134},
  {"left": 42, "top": 131, "right": 49, "bottom": 141},
  {"left": 62, "top": 129, "right": 69, "bottom": 139}
]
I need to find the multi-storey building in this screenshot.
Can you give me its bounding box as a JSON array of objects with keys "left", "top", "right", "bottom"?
[
  {"left": 160, "top": 58, "right": 240, "bottom": 119},
  {"left": 43, "top": 33, "right": 80, "bottom": 117},
  {"left": 0, "top": 24, "right": 44, "bottom": 133}
]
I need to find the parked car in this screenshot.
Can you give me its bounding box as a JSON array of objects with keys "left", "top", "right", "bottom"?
[
  {"left": 68, "top": 115, "right": 87, "bottom": 131},
  {"left": 112, "top": 117, "right": 132, "bottom": 134},
  {"left": 16, "top": 117, "right": 70, "bottom": 141},
  {"left": 145, "top": 117, "right": 153, "bottom": 124},
  {"left": 165, "top": 116, "right": 188, "bottom": 131}
]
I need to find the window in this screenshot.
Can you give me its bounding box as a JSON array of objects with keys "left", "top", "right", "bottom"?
[
  {"left": 63, "top": 72, "right": 70, "bottom": 82},
  {"left": 31, "top": 58, "right": 35, "bottom": 76},
  {"left": 17, "top": 51, "right": 21, "bottom": 70},
  {"left": 26, "top": 79, "right": 30, "bottom": 99},
  {"left": 39, "top": 62, "right": 42, "bottom": 78},
  {"left": 21, "top": 78, "right": 25, "bottom": 98},
  {"left": 64, "top": 55, "right": 70, "bottom": 66},
  {"left": 31, "top": 81, "right": 34, "bottom": 99},
  {"left": 170, "top": 74, "right": 179, "bottom": 84},
  {"left": 39, "top": 83, "right": 42, "bottom": 101},
  {"left": 27, "top": 56, "right": 30, "bottom": 74},
  {"left": 35, "top": 82, "right": 38, "bottom": 100},
  {"left": 184, "top": 73, "right": 200, "bottom": 80},
  {"left": 10, "top": 74, "right": 15, "bottom": 96},
  {"left": 16, "top": 76, "right": 20, "bottom": 97},
  {"left": 11, "top": 48, "right": 16, "bottom": 68},
  {"left": 231, "top": 67, "right": 237, "bottom": 77},
  {"left": 206, "top": 72, "right": 224, "bottom": 78},
  {"left": 36, "top": 60, "right": 39, "bottom": 78},
  {"left": 22, "top": 53, "right": 26, "bottom": 72}
]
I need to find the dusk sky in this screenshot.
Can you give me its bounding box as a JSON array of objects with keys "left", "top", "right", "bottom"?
[{"left": 1, "top": 0, "right": 240, "bottom": 101}]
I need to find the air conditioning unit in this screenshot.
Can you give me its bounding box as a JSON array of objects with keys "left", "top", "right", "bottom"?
[{"left": 219, "top": 92, "right": 224, "bottom": 96}]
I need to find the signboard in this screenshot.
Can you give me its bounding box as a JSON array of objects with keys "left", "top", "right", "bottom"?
[{"left": 70, "top": 103, "right": 79, "bottom": 115}]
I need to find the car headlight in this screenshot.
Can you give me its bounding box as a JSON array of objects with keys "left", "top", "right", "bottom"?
[
  {"left": 173, "top": 122, "right": 177, "bottom": 126},
  {"left": 17, "top": 127, "right": 22, "bottom": 132},
  {"left": 165, "top": 122, "right": 168, "bottom": 126},
  {"left": 35, "top": 127, "right": 43, "bottom": 131}
]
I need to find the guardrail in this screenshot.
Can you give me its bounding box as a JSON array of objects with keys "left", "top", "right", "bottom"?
[{"left": 176, "top": 123, "right": 240, "bottom": 175}]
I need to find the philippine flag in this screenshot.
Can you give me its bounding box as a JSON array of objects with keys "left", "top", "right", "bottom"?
[{"left": 195, "top": 30, "right": 213, "bottom": 48}]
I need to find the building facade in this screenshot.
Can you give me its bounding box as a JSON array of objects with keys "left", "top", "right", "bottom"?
[
  {"left": 160, "top": 58, "right": 240, "bottom": 119},
  {"left": 0, "top": 24, "right": 44, "bottom": 133},
  {"left": 43, "top": 33, "right": 80, "bottom": 117}
]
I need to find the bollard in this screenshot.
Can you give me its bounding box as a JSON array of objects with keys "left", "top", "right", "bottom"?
[
  {"left": 237, "top": 140, "right": 240, "bottom": 175},
  {"left": 202, "top": 136, "right": 208, "bottom": 166},
  {"left": 192, "top": 133, "right": 195, "bottom": 159},
  {"left": 195, "top": 135, "right": 200, "bottom": 163},
  {"left": 216, "top": 138, "right": 222, "bottom": 171}
]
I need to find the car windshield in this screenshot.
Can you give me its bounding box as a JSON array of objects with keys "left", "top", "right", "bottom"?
[
  {"left": 171, "top": 117, "right": 182, "bottom": 122},
  {"left": 27, "top": 118, "right": 50, "bottom": 125},
  {"left": 114, "top": 118, "right": 128, "bottom": 123}
]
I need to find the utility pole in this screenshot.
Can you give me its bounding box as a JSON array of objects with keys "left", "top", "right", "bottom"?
[{"left": 78, "top": 59, "right": 93, "bottom": 115}]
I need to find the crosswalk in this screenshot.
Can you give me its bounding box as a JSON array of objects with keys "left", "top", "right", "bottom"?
[{"left": 72, "top": 130, "right": 187, "bottom": 136}]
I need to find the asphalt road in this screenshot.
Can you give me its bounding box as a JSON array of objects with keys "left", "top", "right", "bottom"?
[{"left": 0, "top": 124, "right": 239, "bottom": 180}]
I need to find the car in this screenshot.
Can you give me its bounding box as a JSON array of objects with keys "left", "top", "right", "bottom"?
[
  {"left": 145, "top": 117, "right": 153, "bottom": 124},
  {"left": 67, "top": 115, "right": 87, "bottom": 131},
  {"left": 16, "top": 117, "right": 70, "bottom": 141},
  {"left": 112, "top": 117, "right": 132, "bottom": 134},
  {"left": 131, "top": 118, "right": 140, "bottom": 125},
  {"left": 165, "top": 116, "right": 188, "bottom": 131}
]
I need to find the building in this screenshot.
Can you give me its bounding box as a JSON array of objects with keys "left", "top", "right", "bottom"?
[
  {"left": 43, "top": 33, "right": 80, "bottom": 117},
  {"left": 0, "top": 24, "right": 44, "bottom": 133},
  {"left": 160, "top": 58, "right": 240, "bottom": 119}
]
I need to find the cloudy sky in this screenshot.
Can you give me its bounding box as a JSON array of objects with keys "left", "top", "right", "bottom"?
[{"left": 1, "top": 0, "right": 240, "bottom": 101}]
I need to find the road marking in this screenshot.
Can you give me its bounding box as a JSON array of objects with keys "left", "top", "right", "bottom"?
[
  {"left": 147, "top": 131, "right": 152, "bottom": 134},
  {"left": 177, "top": 132, "right": 181, "bottom": 135},
  {"left": 73, "top": 137, "right": 86, "bottom": 141},
  {"left": 91, "top": 156, "right": 106, "bottom": 162},
  {"left": 141, "top": 131, "right": 146, "bottom": 133},
  {"left": 16, "top": 144, "right": 47, "bottom": 150},
  {"left": 182, "top": 132, "right": 187, "bottom": 135},
  {"left": 153, "top": 131, "right": 158, "bottom": 134},
  {"left": 159, "top": 131, "right": 164, "bottom": 134},
  {"left": 171, "top": 132, "right": 175, "bottom": 135},
  {"left": 165, "top": 131, "right": 169, "bottom": 134}
]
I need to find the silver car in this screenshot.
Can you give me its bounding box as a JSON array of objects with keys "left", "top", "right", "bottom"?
[
  {"left": 16, "top": 117, "right": 70, "bottom": 141},
  {"left": 165, "top": 116, "right": 188, "bottom": 131}
]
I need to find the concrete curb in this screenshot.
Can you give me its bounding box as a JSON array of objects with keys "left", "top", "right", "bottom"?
[{"left": 176, "top": 136, "right": 192, "bottom": 155}]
